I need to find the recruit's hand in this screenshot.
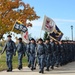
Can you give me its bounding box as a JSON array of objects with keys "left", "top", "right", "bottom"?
[
  {"left": 0, "top": 53, "right": 2, "bottom": 55},
  {"left": 0, "top": 51, "right": 3, "bottom": 55},
  {"left": 14, "top": 53, "right": 16, "bottom": 56},
  {"left": 23, "top": 53, "right": 25, "bottom": 57}
]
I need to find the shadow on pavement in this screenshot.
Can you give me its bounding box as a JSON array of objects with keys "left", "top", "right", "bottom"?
[{"left": 12, "top": 68, "right": 75, "bottom": 74}]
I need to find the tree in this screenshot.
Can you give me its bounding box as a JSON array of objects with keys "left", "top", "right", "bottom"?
[
  {"left": 64, "top": 36, "right": 70, "bottom": 40},
  {"left": 43, "top": 32, "right": 50, "bottom": 41},
  {"left": 0, "top": 0, "right": 40, "bottom": 39}
]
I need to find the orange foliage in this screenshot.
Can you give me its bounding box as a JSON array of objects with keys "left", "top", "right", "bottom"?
[{"left": 0, "top": 0, "right": 40, "bottom": 39}]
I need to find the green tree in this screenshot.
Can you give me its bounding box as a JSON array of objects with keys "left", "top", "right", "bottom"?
[{"left": 43, "top": 32, "right": 50, "bottom": 41}]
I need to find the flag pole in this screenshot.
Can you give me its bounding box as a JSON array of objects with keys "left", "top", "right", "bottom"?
[
  {"left": 47, "top": 32, "right": 50, "bottom": 38},
  {"left": 11, "top": 25, "right": 14, "bottom": 32},
  {"left": 10, "top": 21, "right": 17, "bottom": 35}
]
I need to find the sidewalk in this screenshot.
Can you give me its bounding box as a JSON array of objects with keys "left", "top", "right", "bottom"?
[{"left": 0, "top": 62, "right": 75, "bottom": 75}]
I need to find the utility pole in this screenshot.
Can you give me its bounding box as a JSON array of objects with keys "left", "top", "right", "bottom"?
[{"left": 71, "top": 25, "right": 73, "bottom": 41}]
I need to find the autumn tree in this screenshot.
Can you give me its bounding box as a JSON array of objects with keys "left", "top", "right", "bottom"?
[{"left": 0, "top": 0, "right": 40, "bottom": 39}]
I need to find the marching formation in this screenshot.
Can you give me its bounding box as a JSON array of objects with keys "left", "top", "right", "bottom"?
[{"left": 1, "top": 35, "right": 75, "bottom": 74}]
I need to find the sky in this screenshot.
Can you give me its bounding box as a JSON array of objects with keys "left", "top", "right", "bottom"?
[
  {"left": 3, "top": 0, "right": 75, "bottom": 41},
  {"left": 21, "top": 0, "right": 75, "bottom": 40}
]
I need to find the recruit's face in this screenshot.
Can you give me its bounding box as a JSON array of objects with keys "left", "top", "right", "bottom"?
[
  {"left": 59, "top": 41, "right": 62, "bottom": 44},
  {"left": 55, "top": 42, "right": 58, "bottom": 44},
  {"left": 45, "top": 40, "right": 49, "bottom": 44},
  {"left": 31, "top": 40, "right": 35, "bottom": 43},
  {"left": 50, "top": 39, "right": 53, "bottom": 42},
  {"left": 7, "top": 37, "right": 11, "bottom": 41},
  {"left": 18, "top": 40, "right": 20, "bottom": 43},
  {"left": 38, "top": 41, "right": 42, "bottom": 44}
]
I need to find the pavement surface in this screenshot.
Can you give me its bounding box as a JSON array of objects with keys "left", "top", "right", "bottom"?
[{"left": 0, "top": 62, "right": 75, "bottom": 75}]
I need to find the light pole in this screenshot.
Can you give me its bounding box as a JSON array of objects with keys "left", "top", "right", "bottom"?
[{"left": 71, "top": 25, "right": 73, "bottom": 41}]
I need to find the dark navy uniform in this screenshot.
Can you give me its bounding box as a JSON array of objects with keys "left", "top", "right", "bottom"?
[
  {"left": 45, "top": 40, "right": 52, "bottom": 71},
  {"left": 37, "top": 38, "right": 46, "bottom": 73},
  {"left": 17, "top": 38, "right": 26, "bottom": 70},
  {"left": 55, "top": 42, "right": 60, "bottom": 67},
  {"left": 1, "top": 35, "right": 16, "bottom": 72},
  {"left": 26, "top": 43, "right": 31, "bottom": 67},
  {"left": 28, "top": 38, "right": 36, "bottom": 70},
  {"left": 29, "top": 43, "right": 36, "bottom": 70},
  {"left": 59, "top": 42, "right": 64, "bottom": 66},
  {"left": 50, "top": 41, "right": 56, "bottom": 69}
]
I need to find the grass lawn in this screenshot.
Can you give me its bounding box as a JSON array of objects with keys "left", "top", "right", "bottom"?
[{"left": 0, "top": 46, "right": 28, "bottom": 71}]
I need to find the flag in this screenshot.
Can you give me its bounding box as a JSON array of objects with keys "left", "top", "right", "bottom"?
[
  {"left": 42, "top": 16, "right": 56, "bottom": 33},
  {"left": 50, "top": 25, "right": 63, "bottom": 41},
  {"left": 14, "top": 20, "right": 28, "bottom": 33},
  {"left": 22, "top": 31, "right": 29, "bottom": 43}
]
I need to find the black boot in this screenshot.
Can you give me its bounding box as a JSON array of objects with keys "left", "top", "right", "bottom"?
[
  {"left": 51, "top": 66, "right": 54, "bottom": 70},
  {"left": 56, "top": 64, "right": 59, "bottom": 67},
  {"left": 31, "top": 67, "right": 34, "bottom": 71},
  {"left": 45, "top": 68, "right": 49, "bottom": 71},
  {"left": 28, "top": 64, "right": 31, "bottom": 68},
  {"left": 18, "top": 65, "right": 22, "bottom": 70},
  {"left": 7, "top": 69, "right": 12, "bottom": 72},
  {"left": 33, "top": 67, "right": 36, "bottom": 70},
  {"left": 39, "top": 70, "right": 41, "bottom": 73},
  {"left": 41, "top": 69, "right": 44, "bottom": 74}
]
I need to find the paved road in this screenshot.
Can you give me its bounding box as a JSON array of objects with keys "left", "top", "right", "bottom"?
[{"left": 0, "top": 62, "right": 75, "bottom": 75}]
